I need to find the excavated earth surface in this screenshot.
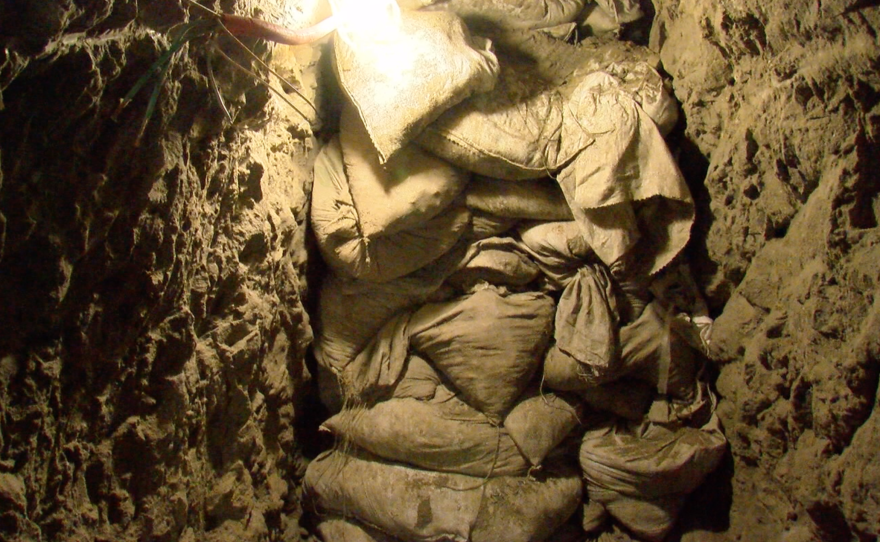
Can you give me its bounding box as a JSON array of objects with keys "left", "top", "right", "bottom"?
[{"left": 0, "top": 0, "right": 878, "bottom": 541}]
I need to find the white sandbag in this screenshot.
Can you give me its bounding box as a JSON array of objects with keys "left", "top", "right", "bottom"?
[
  {"left": 334, "top": 9, "right": 499, "bottom": 163},
  {"left": 310, "top": 136, "right": 471, "bottom": 282},
  {"left": 465, "top": 176, "right": 573, "bottom": 221},
  {"left": 579, "top": 413, "right": 727, "bottom": 540},
  {"left": 322, "top": 393, "right": 530, "bottom": 477},
  {"left": 316, "top": 516, "right": 402, "bottom": 542},
  {"left": 503, "top": 389, "right": 584, "bottom": 466},
  {"left": 339, "top": 102, "right": 469, "bottom": 238},
  {"left": 304, "top": 449, "right": 582, "bottom": 542},
  {"left": 409, "top": 286, "right": 555, "bottom": 422}
]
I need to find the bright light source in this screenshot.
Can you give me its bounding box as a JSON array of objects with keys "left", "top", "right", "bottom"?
[{"left": 329, "top": 0, "right": 401, "bottom": 44}]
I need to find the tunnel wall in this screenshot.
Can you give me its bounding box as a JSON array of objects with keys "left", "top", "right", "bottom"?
[{"left": 1, "top": 0, "right": 879, "bottom": 541}]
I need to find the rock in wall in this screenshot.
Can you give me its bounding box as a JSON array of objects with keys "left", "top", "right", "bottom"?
[
  {"left": 0, "top": 1, "right": 325, "bottom": 540},
  {"left": 652, "top": 0, "right": 880, "bottom": 539}
]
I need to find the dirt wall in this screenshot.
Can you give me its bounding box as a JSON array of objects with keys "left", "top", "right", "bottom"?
[
  {"left": 653, "top": 0, "right": 880, "bottom": 539},
  {"left": 0, "top": 1, "right": 324, "bottom": 540}
]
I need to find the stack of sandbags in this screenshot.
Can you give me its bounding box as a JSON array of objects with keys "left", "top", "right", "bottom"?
[
  {"left": 309, "top": 287, "right": 588, "bottom": 540},
  {"left": 306, "top": 6, "right": 726, "bottom": 541}
]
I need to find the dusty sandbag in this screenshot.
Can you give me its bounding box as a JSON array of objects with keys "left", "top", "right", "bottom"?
[
  {"left": 333, "top": 9, "right": 499, "bottom": 163},
  {"left": 447, "top": 236, "right": 540, "bottom": 290},
  {"left": 546, "top": 264, "right": 621, "bottom": 387},
  {"left": 339, "top": 102, "right": 469, "bottom": 238},
  {"left": 586, "top": 486, "right": 685, "bottom": 542},
  {"left": 416, "top": 30, "right": 677, "bottom": 180},
  {"left": 579, "top": 377, "right": 654, "bottom": 420},
  {"left": 503, "top": 389, "right": 584, "bottom": 466},
  {"left": 543, "top": 341, "right": 655, "bottom": 420},
  {"left": 516, "top": 220, "right": 595, "bottom": 288},
  {"left": 403, "top": 0, "right": 588, "bottom": 33},
  {"left": 322, "top": 393, "right": 530, "bottom": 477},
  {"left": 468, "top": 210, "right": 520, "bottom": 240},
  {"left": 618, "top": 300, "right": 704, "bottom": 402},
  {"left": 416, "top": 48, "right": 590, "bottom": 181},
  {"left": 465, "top": 176, "right": 573, "bottom": 221},
  {"left": 316, "top": 516, "right": 402, "bottom": 542},
  {"left": 391, "top": 353, "right": 442, "bottom": 400},
  {"left": 415, "top": 28, "right": 691, "bottom": 275},
  {"left": 310, "top": 136, "right": 471, "bottom": 282},
  {"left": 315, "top": 246, "right": 464, "bottom": 375},
  {"left": 579, "top": 413, "right": 727, "bottom": 540},
  {"left": 409, "top": 286, "right": 556, "bottom": 422},
  {"left": 552, "top": 76, "right": 694, "bottom": 275},
  {"left": 340, "top": 311, "right": 413, "bottom": 403},
  {"left": 579, "top": 0, "right": 644, "bottom": 38},
  {"left": 304, "top": 449, "right": 582, "bottom": 542}
]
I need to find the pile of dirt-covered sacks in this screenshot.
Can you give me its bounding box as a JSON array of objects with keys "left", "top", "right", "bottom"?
[{"left": 304, "top": 3, "right": 727, "bottom": 541}]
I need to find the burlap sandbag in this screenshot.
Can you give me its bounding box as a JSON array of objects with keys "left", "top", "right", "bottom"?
[
  {"left": 322, "top": 392, "right": 530, "bottom": 477},
  {"left": 401, "top": 0, "right": 588, "bottom": 33},
  {"left": 517, "top": 220, "right": 595, "bottom": 288},
  {"left": 543, "top": 264, "right": 621, "bottom": 391},
  {"left": 391, "top": 353, "right": 442, "bottom": 400},
  {"left": 409, "top": 286, "right": 555, "bottom": 422},
  {"left": 503, "top": 389, "right": 584, "bottom": 466},
  {"left": 579, "top": 413, "right": 727, "bottom": 541},
  {"left": 310, "top": 136, "right": 470, "bottom": 283},
  {"left": 316, "top": 516, "right": 402, "bottom": 542},
  {"left": 339, "top": 102, "right": 469, "bottom": 238},
  {"left": 304, "top": 449, "right": 582, "bottom": 542},
  {"left": 416, "top": 31, "right": 676, "bottom": 180},
  {"left": 465, "top": 176, "right": 573, "bottom": 221},
  {"left": 334, "top": 9, "right": 499, "bottom": 163},
  {"left": 446, "top": 236, "right": 540, "bottom": 290},
  {"left": 417, "top": 30, "right": 690, "bottom": 275}
]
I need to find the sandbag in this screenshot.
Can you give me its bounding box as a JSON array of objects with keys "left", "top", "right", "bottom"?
[
  {"left": 580, "top": 0, "right": 645, "bottom": 38},
  {"left": 391, "top": 353, "right": 442, "bottom": 400},
  {"left": 339, "top": 102, "right": 469, "bottom": 238},
  {"left": 517, "top": 220, "right": 595, "bottom": 288},
  {"left": 465, "top": 176, "right": 573, "bottom": 221},
  {"left": 503, "top": 389, "right": 584, "bottom": 466},
  {"left": 544, "top": 264, "right": 621, "bottom": 388},
  {"left": 322, "top": 393, "right": 530, "bottom": 477},
  {"left": 315, "top": 249, "right": 463, "bottom": 375},
  {"left": 304, "top": 449, "right": 582, "bottom": 542},
  {"left": 447, "top": 237, "right": 540, "bottom": 290},
  {"left": 415, "top": 29, "right": 691, "bottom": 275},
  {"left": 552, "top": 85, "right": 694, "bottom": 274},
  {"left": 334, "top": 9, "right": 499, "bottom": 163},
  {"left": 409, "top": 286, "right": 556, "bottom": 422},
  {"left": 316, "top": 516, "right": 402, "bottom": 542},
  {"left": 416, "top": 31, "right": 677, "bottom": 180},
  {"left": 618, "top": 300, "right": 704, "bottom": 402},
  {"left": 579, "top": 413, "right": 727, "bottom": 540},
  {"left": 403, "top": 0, "right": 588, "bottom": 33},
  {"left": 310, "top": 136, "right": 471, "bottom": 282},
  {"left": 468, "top": 210, "right": 520, "bottom": 240}
]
